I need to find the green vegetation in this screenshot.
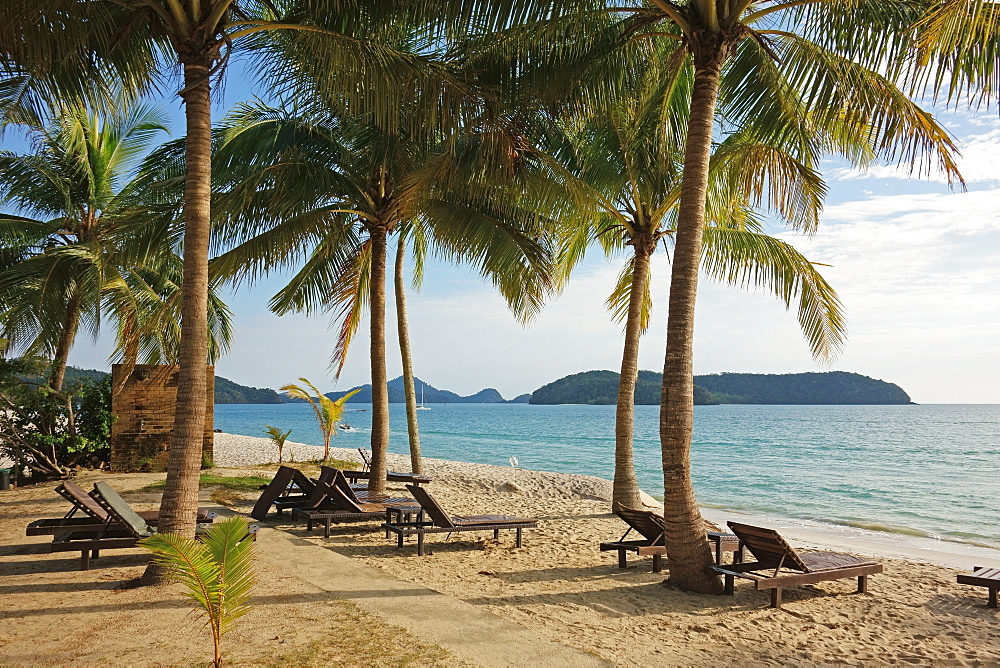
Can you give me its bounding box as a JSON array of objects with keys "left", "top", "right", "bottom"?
[
  {"left": 140, "top": 517, "right": 255, "bottom": 668},
  {"left": 263, "top": 425, "right": 293, "bottom": 463},
  {"left": 215, "top": 377, "right": 284, "bottom": 404},
  {"left": 530, "top": 371, "right": 716, "bottom": 406},
  {"left": 530, "top": 370, "right": 910, "bottom": 406},
  {"left": 693, "top": 372, "right": 912, "bottom": 405},
  {"left": 281, "top": 379, "right": 361, "bottom": 462},
  {"left": 0, "top": 358, "right": 114, "bottom": 479}
]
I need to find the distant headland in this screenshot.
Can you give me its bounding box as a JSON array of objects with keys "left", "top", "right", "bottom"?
[
  {"left": 54, "top": 366, "right": 913, "bottom": 405},
  {"left": 529, "top": 370, "right": 913, "bottom": 405}
]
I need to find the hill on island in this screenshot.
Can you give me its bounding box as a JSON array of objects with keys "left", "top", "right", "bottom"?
[
  {"left": 528, "top": 370, "right": 912, "bottom": 405},
  {"left": 693, "top": 371, "right": 912, "bottom": 404},
  {"left": 323, "top": 377, "right": 517, "bottom": 403},
  {"left": 40, "top": 366, "right": 287, "bottom": 404},
  {"left": 529, "top": 370, "right": 717, "bottom": 405}
]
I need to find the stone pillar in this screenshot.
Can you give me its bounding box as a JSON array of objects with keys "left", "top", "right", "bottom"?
[{"left": 110, "top": 364, "right": 214, "bottom": 471}]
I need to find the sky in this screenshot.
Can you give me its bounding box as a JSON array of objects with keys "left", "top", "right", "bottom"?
[{"left": 15, "top": 64, "right": 1000, "bottom": 404}]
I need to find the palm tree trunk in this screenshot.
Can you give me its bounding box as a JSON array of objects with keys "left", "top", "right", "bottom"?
[
  {"left": 48, "top": 292, "right": 82, "bottom": 392},
  {"left": 144, "top": 56, "right": 213, "bottom": 583},
  {"left": 613, "top": 243, "right": 652, "bottom": 511},
  {"left": 368, "top": 226, "right": 389, "bottom": 495},
  {"left": 394, "top": 238, "right": 423, "bottom": 474},
  {"left": 659, "top": 39, "right": 732, "bottom": 595}
]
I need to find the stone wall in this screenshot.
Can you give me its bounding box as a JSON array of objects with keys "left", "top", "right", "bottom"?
[{"left": 110, "top": 364, "right": 214, "bottom": 472}]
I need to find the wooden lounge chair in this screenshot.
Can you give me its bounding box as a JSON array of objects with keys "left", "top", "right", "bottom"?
[
  {"left": 50, "top": 482, "right": 255, "bottom": 570},
  {"left": 349, "top": 448, "right": 432, "bottom": 486},
  {"left": 291, "top": 481, "right": 416, "bottom": 538},
  {"left": 327, "top": 467, "right": 411, "bottom": 504},
  {"left": 958, "top": 566, "right": 1000, "bottom": 607},
  {"left": 382, "top": 484, "right": 537, "bottom": 556},
  {"left": 26, "top": 481, "right": 215, "bottom": 535},
  {"left": 599, "top": 508, "right": 742, "bottom": 573},
  {"left": 712, "top": 522, "right": 883, "bottom": 608},
  {"left": 251, "top": 466, "right": 315, "bottom": 520}
]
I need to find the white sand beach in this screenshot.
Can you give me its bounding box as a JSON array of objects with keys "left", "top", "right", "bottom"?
[{"left": 2, "top": 432, "right": 998, "bottom": 666}]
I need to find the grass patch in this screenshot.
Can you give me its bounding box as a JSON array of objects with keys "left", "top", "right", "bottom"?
[
  {"left": 138, "top": 473, "right": 272, "bottom": 493},
  {"left": 254, "top": 458, "right": 358, "bottom": 475}
]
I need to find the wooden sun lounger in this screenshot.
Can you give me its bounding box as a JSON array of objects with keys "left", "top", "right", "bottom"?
[
  {"left": 599, "top": 508, "right": 742, "bottom": 573},
  {"left": 382, "top": 484, "right": 537, "bottom": 556},
  {"left": 712, "top": 522, "right": 883, "bottom": 608},
  {"left": 958, "top": 566, "right": 1000, "bottom": 607},
  {"left": 291, "top": 481, "right": 416, "bottom": 538},
  {"left": 26, "top": 481, "right": 215, "bottom": 536},
  {"left": 51, "top": 482, "right": 256, "bottom": 570},
  {"left": 352, "top": 448, "right": 432, "bottom": 486},
  {"left": 251, "top": 466, "right": 315, "bottom": 520}
]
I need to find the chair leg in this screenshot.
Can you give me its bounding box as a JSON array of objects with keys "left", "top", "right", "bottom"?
[
  {"left": 618, "top": 550, "right": 627, "bottom": 569},
  {"left": 397, "top": 532, "right": 404, "bottom": 549},
  {"left": 652, "top": 554, "right": 661, "bottom": 573},
  {"left": 493, "top": 528, "right": 500, "bottom": 540},
  {"left": 724, "top": 574, "right": 734, "bottom": 595},
  {"left": 417, "top": 533, "right": 425, "bottom": 556},
  {"left": 323, "top": 518, "right": 331, "bottom": 538},
  {"left": 770, "top": 588, "right": 782, "bottom": 608},
  {"left": 80, "top": 550, "right": 90, "bottom": 570},
  {"left": 306, "top": 518, "right": 313, "bottom": 532},
  {"left": 857, "top": 575, "right": 868, "bottom": 594},
  {"left": 989, "top": 588, "right": 997, "bottom": 608},
  {"left": 515, "top": 528, "right": 522, "bottom": 548}
]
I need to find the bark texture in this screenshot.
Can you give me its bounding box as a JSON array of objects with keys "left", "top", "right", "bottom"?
[
  {"left": 48, "top": 292, "right": 82, "bottom": 392},
  {"left": 613, "top": 237, "right": 654, "bottom": 511},
  {"left": 395, "top": 239, "right": 423, "bottom": 474},
  {"left": 143, "top": 56, "right": 213, "bottom": 585},
  {"left": 368, "top": 226, "right": 389, "bottom": 495},
  {"left": 659, "top": 33, "right": 734, "bottom": 595}
]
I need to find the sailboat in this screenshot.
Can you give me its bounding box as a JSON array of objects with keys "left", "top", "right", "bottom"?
[{"left": 416, "top": 381, "right": 431, "bottom": 410}]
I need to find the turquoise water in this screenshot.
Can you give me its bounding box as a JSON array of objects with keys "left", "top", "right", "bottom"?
[{"left": 215, "top": 403, "right": 1000, "bottom": 551}]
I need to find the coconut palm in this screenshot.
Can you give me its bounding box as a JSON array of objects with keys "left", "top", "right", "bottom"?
[
  {"left": 545, "top": 99, "right": 847, "bottom": 512},
  {"left": 2, "top": 0, "right": 520, "bottom": 560},
  {"left": 280, "top": 379, "right": 359, "bottom": 461},
  {"left": 469, "top": 0, "right": 999, "bottom": 591},
  {"left": 140, "top": 516, "right": 255, "bottom": 668},
  {"left": 208, "top": 100, "right": 554, "bottom": 493},
  {"left": 0, "top": 104, "right": 232, "bottom": 391}
]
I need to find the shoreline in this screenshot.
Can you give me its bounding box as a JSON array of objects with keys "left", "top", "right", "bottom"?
[{"left": 215, "top": 432, "right": 1000, "bottom": 570}]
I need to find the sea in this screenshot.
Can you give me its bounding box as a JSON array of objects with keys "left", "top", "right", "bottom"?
[{"left": 215, "top": 402, "right": 1000, "bottom": 557}]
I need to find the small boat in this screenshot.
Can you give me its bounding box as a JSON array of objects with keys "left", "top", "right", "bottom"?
[
  {"left": 338, "top": 423, "right": 356, "bottom": 432},
  {"left": 417, "top": 382, "right": 431, "bottom": 411}
]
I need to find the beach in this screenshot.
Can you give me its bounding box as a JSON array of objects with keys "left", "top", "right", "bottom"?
[{"left": 2, "top": 432, "right": 998, "bottom": 666}]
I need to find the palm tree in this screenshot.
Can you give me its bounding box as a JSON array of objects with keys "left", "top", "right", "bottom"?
[
  {"left": 280, "top": 379, "right": 359, "bottom": 461},
  {"left": 394, "top": 233, "right": 424, "bottom": 474},
  {"left": 3, "top": 0, "right": 516, "bottom": 566},
  {"left": 210, "top": 102, "right": 553, "bottom": 494},
  {"left": 545, "top": 94, "right": 847, "bottom": 513},
  {"left": 0, "top": 104, "right": 232, "bottom": 391},
  {"left": 470, "top": 1, "right": 995, "bottom": 592}
]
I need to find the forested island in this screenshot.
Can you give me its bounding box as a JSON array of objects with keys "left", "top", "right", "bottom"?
[
  {"left": 51, "top": 367, "right": 287, "bottom": 404},
  {"left": 528, "top": 370, "right": 912, "bottom": 405},
  {"left": 324, "top": 377, "right": 523, "bottom": 404}
]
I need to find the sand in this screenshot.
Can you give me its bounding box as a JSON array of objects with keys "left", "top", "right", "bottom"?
[{"left": 2, "top": 434, "right": 999, "bottom": 666}]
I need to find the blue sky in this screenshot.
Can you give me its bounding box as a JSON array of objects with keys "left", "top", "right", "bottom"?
[{"left": 11, "top": 60, "right": 1000, "bottom": 404}]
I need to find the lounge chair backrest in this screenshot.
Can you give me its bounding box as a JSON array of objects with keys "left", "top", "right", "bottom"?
[
  {"left": 358, "top": 448, "right": 372, "bottom": 472},
  {"left": 91, "top": 481, "right": 154, "bottom": 538},
  {"left": 300, "top": 479, "right": 334, "bottom": 510},
  {"left": 332, "top": 469, "right": 362, "bottom": 504},
  {"left": 616, "top": 508, "right": 666, "bottom": 545},
  {"left": 250, "top": 465, "right": 297, "bottom": 520},
  {"left": 290, "top": 468, "right": 315, "bottom": 494},
  {"left": 318, "top": 466, "right": 337, "bottom": 484},
  {"left": 324, "top": 481, "right": 366, "bottom": 513},
  {"left": 405, "top": 484, "right": 454, "bottom": 528},
  {"left": 727, "top": 522, "right": 809, "bottom": 572},
  {"left": 57, "top": 481, "right": 110, "bottom": 520}
]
